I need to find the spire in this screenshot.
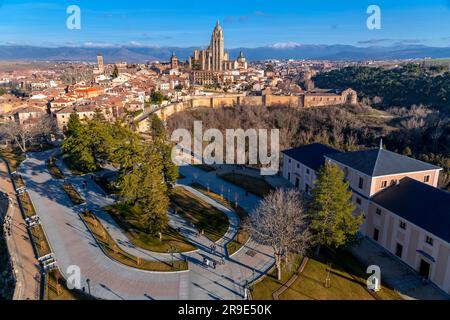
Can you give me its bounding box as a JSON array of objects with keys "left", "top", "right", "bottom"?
[{"left": 214, "top": 20, "right": 222, "bottom": 31}]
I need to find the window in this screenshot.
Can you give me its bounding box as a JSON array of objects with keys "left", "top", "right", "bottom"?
[
  {"left": 306, "top": 169, "right": 310, "bottom": 175},
  {"left": 425, "top": 236, "right": 434, "bottom": 246},
  {"left": 288, "top": 159, "right": 291, "bottom": 164},
  {"left": 297, "top": 164, "right": 300, "bottom": 169},
  {"left": 381, "top": 180, "right": 388, "bottom": 189},
  {"left": 356, "top": 198, "right": 362, "bottom": 205},
  {"left": 288, "top": 173, "right": 291, "bottom": 181},
  {"left": 358, "top": 177, "right": 364, "bottom": 189},
  {"left": 373, "top": 228, "right": 380, "bottom": 242},
  {"left": 399, "top": 221, "right": 406, "bottom": 230},
  {"left": 376, "top": 208, "right": 382, "bottom": 216},
  {"left": 395, "top": 243, "right": 403, "bottom": 258},
  {"left": 305, "top": 184, "right": 310, "bottom": 193},
  {"left": 424, "top": 175, "right": 430, "bottom": 183},
  {"left": 295, "top": 178, "right": 300, "bottom": 188}
]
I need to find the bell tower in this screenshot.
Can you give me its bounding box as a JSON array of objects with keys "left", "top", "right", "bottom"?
[{"left": 211, "top": 20, "right": 224, "bottom": 71}]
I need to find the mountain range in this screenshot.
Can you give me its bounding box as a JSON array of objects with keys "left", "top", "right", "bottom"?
[{"left": 1, "top": 44, "right": 450, "bottom": 62}]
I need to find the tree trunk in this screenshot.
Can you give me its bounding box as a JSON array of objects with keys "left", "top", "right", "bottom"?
[
  {"left": 315, "top": 245, "right": 321, "bottom": 257},
  {"left": 275, "top": 253, "right": 282, "bottom": 281}
]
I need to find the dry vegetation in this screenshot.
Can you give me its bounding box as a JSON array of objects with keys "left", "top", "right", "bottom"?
[{"left": 167, "top": 104, "right": 450, "bottom": 190}]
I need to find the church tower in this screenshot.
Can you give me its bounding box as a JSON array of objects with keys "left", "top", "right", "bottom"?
[
  {"left": 170, "top": 52, "right": 179, "bottom": 69},
  {"left": 211, "top": 20, "right": 224, "bottom": 71}
]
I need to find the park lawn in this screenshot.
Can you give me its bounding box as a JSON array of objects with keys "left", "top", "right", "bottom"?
[
  {"left": 278, "top": 250, "right": 403, "bottom": 300},
  {"left": 170, "top": 187, "right": 229, "bottom": 242},
  {"left": 219, "top": 173, "right": 274, "bottom": 198},
  {"left": 19, "top": 192, "right": 36, "bottom": 218},
  {"left": 104, "top": 204, "right": 196, "bottom": 253},
  {"left": 251, "top": 254, "right": 303, "bottom": 300},
  {"left": 31, "top": 224, "right": 52, "bottom": 258},
  {"left": 0, "top": 147, "right": 25, "bottom": 171},
  {"left": 47, "top": 157, "right": 64, "bottom": 179},
  {"left": 63, "top": 183, "right": 85, "bottom": 205},
  {"left": 62, "top": 157, "right": 89, "bottom": 176},
  {"left": 81, "top": 211, "right": 188, "bottom": 272},
  {"left": 46, "top": 269, "right": 92, "bottom": 300},
  {"left": 14, "top": 174, "right": 25, "bottom": 189},
  {"left": 190, "top": 182, "right": 249, "bottom": 255}
]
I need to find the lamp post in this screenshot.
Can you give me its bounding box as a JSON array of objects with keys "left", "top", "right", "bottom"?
[{"left": 86, "top": 278, "right": 91, "bottom": 295}]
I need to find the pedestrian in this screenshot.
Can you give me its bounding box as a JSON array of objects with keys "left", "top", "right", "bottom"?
[
  {"left": 213, "top": 261, "right": 216, "bottom": 269},
  {"left": 221, "top": 257, "right": 225, "bottom": 265}
]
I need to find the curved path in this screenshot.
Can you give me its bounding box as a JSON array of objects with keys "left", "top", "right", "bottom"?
[{"left": 19, "top": 150, "right": 274, "bottom": 300}]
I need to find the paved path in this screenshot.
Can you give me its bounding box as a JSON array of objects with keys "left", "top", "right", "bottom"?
[
  {"left": 0, "top": 159, "right": 41, "bottom": 300},
  {"left": 19, "top": 149, "right": 275, "bottom": 300},
  {"left": 350, "top": 237, "right": 449, "bottom": 300}
]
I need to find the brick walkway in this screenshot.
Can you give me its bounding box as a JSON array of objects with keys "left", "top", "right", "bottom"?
[
  {"left": 0, "top": 159, "right": 41, "bottom": 300},
  {"left": 18, "top": 150, "right": 275, "bottom": 300}
]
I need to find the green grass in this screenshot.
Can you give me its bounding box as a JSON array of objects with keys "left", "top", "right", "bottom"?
[
  {"left": 47, "top": 157, "right": 65, "bottom": 179},
  {"left": 81, "top": 211, "right": 188, "bottom": 272},
  {"left": 219, "top": 173, "right": 274, "bottom": 198},
  {"left": 0, "top": 147, "right": 25, "bottom": 171},
  {"left": 31, "top": 224, "right": 52, "bottom": 258},
  {"left": 281, "top": 250, "right": 402, "bottom": 300},
  {"left": 190, "top": 182, "right": 249, "bottom": 255},
  {"left": 171, "top": 187, "right": 229, "bottom": 242},
  {"left": 13, "top": 174, "right": 25, "bottom": 189},
  {"left": 251, "top": 254, "right": 303, "bottom": 300},
  {"left": 19, "top": 192, "right": 36, "bottom": 218},
  {"left": 62, "top": 157, "right": 89, "bottom": 176},
  {"left": 63, "top": 183, "right": 85, "bottom": 205},
  {"left": 252, "top": 249, "right": 403, "bottom": 300},
  {"left": 104, "top": 204, "right": 196, "bottom": 253},
  {"left": 46, "top": 269, "right": 93, "bottom": 300}
]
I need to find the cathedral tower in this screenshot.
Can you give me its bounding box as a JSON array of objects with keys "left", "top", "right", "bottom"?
[{"left": 211, "top": 20, "right": 224, "bottom": 71}]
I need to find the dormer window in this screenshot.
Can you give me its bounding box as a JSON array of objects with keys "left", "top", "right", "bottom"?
[
  {"left": 381, "top": 181, "right": 387, "bottom": 189},
  {"left": 425, "top": 236, "right": 434, "bottom": 246},
  {"left": 424, "top": 175, "right": 430, "bottom": 183}
]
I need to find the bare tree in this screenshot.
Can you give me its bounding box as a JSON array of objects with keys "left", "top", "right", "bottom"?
[
  {"left": 245, "top": 188, "right": 311, "bottom": 280},
  {"left": 0, "top": 115, "right": 55, "bottom": 153}
]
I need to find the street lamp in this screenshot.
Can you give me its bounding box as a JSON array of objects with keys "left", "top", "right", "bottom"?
[{"left": 86, "top": 278, "right": 91, "bottom": 295}]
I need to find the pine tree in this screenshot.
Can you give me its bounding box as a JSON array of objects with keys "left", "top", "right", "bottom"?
[
  {"left": 118, "top": 144, "right": 170, "bottom": 235},
  {"left": 148, "top": 114, "right": 178, "bottom": 190},
  {"left": 308, "top": 163, "right": 363, "bottom": 255},
  {"left": 66, "top": 113, "right": 82, "bottom": 137}
]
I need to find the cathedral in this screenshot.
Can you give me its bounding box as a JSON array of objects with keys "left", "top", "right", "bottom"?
[{"left": 188, "top": 21, "right": 247, "bottom": 85}]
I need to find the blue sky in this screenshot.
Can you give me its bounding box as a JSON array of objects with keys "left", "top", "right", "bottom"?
[{"left": 0, "top": 0, "right": 449, "bottom": 48}]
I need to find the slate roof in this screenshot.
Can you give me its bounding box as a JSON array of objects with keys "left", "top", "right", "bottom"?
[
  {"left": 372, "top": 177, "right": 450, "bottom": 243},
  {"left": 282, "top": 143, "right": 341, "bottom": 171},
  {"left": 326, "top": 148, "right": 441, "bottom": 177}
]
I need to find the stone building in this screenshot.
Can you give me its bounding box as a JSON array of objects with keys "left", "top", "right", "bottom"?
[{"left": 188, "top": 21, "right": 248, "bottom": 84}]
